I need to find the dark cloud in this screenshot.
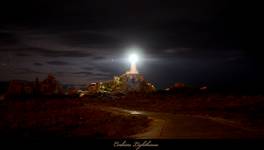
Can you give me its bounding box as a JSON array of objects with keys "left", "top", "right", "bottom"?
[
  {"left": 72, "top": 71, "right": 94, "bottom": 76},
  {"left": 0, "top": 31, "right": 18, "bottom": 45},
  {"left": 15, "top": 68, "right": 43, "bottom": 74},
  {"left": 93, "top": 56, "right": 106, "bottom": 60},
  {"left": 33, "top": 62, "right": 43, "bottom": 66},
  {"left": 46, "top": 61, "right": 71, "bottom": 66},
  {"left": 94, "top": 63, "right": 125, "bottom": 76},
  {"left": 158, "top": 48, "right": 244, "bottom": 60},
  {"left": 0, "top": 46, "right": 93, "bottom": 58},
  {"left": 0, "top": 0, "right": 251, "bottom": 50},
  {"left": 16, "top": 53, "right": 31, "bottom": 57},
  {"left": 93, "top": 72, "right": 111, "bottom": 77},
  {"left": 0, "top": 0, "right": 262, "bottom": 92},
  {"left": 61, "top": 30, "right": 121, "bottom": 48},
  {"left": 82, "top": 66, "right": 94, "bottom": 70},
  {"left": 42, "top": 50, "right": 92, "bottom": 58},
  {"left": 72, "top": 71, "right": 110, "bottom": 77}
]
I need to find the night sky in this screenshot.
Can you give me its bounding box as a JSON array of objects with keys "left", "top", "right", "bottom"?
[{"left": 0, "top": 0, "right": 262, "bottom": 91}]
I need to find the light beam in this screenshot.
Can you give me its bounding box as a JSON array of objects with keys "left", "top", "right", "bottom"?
[{"left": 127, "top": 53, "right": 139, "bottom": 74}]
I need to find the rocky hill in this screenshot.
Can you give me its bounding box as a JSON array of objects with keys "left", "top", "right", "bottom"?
[{"left": 86, "top": 73, "right": 156, "bottom": 95}]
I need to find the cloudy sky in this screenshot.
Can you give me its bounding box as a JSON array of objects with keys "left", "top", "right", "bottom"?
[{"left": 0, "top": 0, "right": 262, "bottom": 91}]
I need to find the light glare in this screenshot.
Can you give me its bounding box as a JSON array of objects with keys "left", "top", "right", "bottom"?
[{"left": 129, "top": 54, "right": 138, "bottom": 64}]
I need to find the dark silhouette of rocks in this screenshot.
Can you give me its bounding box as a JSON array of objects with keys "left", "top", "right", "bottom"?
[
  {"left": 6, "top": 80, "right": 34, "bottom": 97},
  {"left": 6, "top": 74, "right": 64, "bottom": 98},
  {"left": 39, "top": 74, "right": 64, "bottom": 96}
]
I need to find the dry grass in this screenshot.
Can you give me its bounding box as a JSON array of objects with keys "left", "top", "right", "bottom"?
[
  {"left": 0, "top": 98, "right": 150, "bottom": 139},
  {"left": 1, "top": 93, "right": 264, "bottom": 139},
  {"left": 84, "top": 93, "right": 264, "bottom": 131}
]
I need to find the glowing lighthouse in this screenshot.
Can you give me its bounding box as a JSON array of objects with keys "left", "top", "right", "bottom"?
[{"left": 127, "top": 53, "right": 139, "bottom": 74}]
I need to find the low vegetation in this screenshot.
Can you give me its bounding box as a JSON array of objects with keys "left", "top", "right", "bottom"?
[
  {"left": 0, "top": 98, "right": 150, "bottom": 139},
  {"left": 85, "top": 92, "right": 264, "bottom": 131}
]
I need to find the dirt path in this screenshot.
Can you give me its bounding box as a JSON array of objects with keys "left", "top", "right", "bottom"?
[{"left": 87, "top": 104, "right": 264, "bottom": 139}]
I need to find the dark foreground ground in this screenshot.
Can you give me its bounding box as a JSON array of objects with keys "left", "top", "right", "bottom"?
[
  {"left": 86, "top": 93, "right": 264, "bottom": 132},
  {"left": 1, "top": 92, "right": 264, "bottom": 141},
  {"left": 0, "top": 98, "right": 150, "bottom": 140}
]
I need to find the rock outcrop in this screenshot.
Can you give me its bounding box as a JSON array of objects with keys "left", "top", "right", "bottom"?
[
  {"left": 6, "top": 74, "right": 64, "bottom": 98},
  {"left": 86, "top": 73, "right": 156, "bottom": 95}
]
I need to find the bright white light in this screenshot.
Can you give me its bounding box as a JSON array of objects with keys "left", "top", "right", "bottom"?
[{"left": 129, "top": 54, "right": 138, "bottom": 64}]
